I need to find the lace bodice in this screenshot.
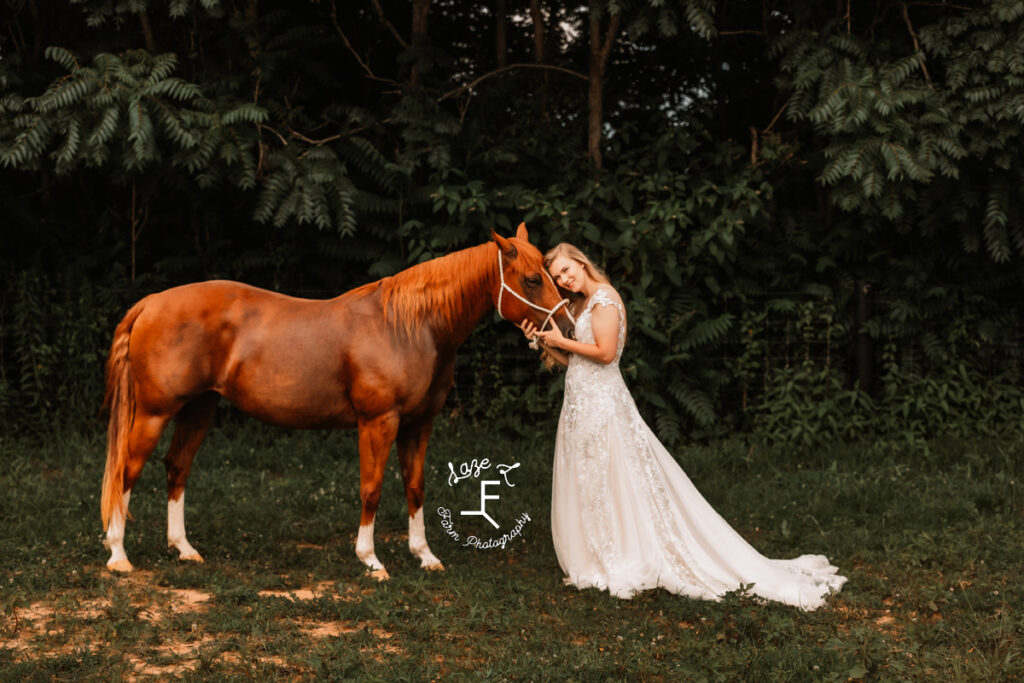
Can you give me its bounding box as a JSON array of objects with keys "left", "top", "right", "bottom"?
[
  {"left": 570, "top": 287, "right": 626, "bottom": 365},
  {"left": 563, "top": 287, "right": 635, "bottom": 445}
]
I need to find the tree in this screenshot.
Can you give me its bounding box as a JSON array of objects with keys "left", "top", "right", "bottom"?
[{"left": 2, "top": 0, "right": 1024, "bottom": 442}]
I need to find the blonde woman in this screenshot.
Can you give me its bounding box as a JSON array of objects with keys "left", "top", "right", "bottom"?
[{"left": 520, "top": 242, "right": 846, "bottom": 609}]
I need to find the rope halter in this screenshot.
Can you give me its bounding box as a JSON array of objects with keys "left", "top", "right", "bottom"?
[{"left": 494, "top": 247, "right": 574, "bottom": 350}]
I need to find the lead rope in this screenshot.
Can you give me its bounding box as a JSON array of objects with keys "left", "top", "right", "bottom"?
[{"left": 494, "top": 248, "right": 574, "bottom": 350}]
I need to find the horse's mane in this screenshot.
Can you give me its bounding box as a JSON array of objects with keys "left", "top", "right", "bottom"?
[{"left": 351, "top": 242, "right": 496, "bottom": 337}]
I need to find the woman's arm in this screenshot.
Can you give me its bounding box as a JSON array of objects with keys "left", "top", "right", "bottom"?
[
  {"left": 534, "top": 302, "right": 619, "bottom": 365},
  {"left": 539, "top": 342, "right": 571, "bottom": 367}
]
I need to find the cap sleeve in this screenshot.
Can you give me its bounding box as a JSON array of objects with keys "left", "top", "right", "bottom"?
[{"left": 587, "top": 288, "right": 617, "bottom": 312}]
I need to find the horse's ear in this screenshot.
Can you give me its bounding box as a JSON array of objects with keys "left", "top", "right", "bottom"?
[
  {"left": 490, "top": 229, "right": 518, "bottom": 259},
  {"left": 515, "top": 222, "right": 529, "bottom": 242}
]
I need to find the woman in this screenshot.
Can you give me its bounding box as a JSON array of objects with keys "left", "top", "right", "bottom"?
[{"left": 520, "top": 243, "right": 846, "bottom": 609}]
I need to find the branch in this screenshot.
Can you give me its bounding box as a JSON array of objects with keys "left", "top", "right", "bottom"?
[
  {"left": 331, "top": 1, "right": 403, "bottom": 87},
  {"left": 289, "top": 61, "right": 587, "bottom": 151},
  {"left": 288, "top": 118, "right": 391, "bottom": 149},
  {"left": 278, "top": 59, "right": 585, "bottom": 150},
  {"left": 371, "top": 0, "right": 409, "bottom": 49},
  {"left": 764, "top": 94, "right": 792, "bottom": 132},
  {"left": 598, "top": 13, "right": 621, "bottom": 69},
  {"left": 437, "top": 63, "right": 588, "bottom": 102},
  {"left": 900, "top": 2, "right": 933, "bottom": 85},
  {"left": 904, "top": 1, "right": 971, "bottom": 9},
  {"left": 257, "top": 124, "right": 289, "bottom": 147},
  {"left": 288, "top": 63, "right": 587, "bottom": 148}
]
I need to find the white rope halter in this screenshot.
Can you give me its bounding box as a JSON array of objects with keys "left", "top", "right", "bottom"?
[{"left": 495, "top": 247, "right": 574, "bottom": 349}]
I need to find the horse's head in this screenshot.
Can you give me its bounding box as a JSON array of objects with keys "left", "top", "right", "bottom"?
[{"left": 491, "top": 223, "right": 576, "bottom": 339}]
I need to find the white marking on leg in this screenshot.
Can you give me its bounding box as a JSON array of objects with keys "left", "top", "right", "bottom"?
[
  {"left": 356, "top": 520, "right": 389, "bottom": 580},
  {"left": 105, "top": 489, "right": 133, "bottom": 572},
  {"left": 409, "top": 508, "right": 443, "bottom": 570},
  {"left": 167, "top": 492, "right": 203, "bottom": 563}
]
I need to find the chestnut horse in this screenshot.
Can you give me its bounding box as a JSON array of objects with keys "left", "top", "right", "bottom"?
[{"left": 101, "top": 224, "right": 573, "bottom": 579}]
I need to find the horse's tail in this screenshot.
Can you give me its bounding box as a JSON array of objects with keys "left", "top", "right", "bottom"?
[{"left": 101, "top": 300, "right": 146, "bottom": 531}]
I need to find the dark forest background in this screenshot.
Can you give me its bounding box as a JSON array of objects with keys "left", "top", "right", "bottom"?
[{"left": 2, "top": 0, "right": 1024, "bottom": 446}]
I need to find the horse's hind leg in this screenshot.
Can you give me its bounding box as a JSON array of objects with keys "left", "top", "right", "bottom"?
[
  {"left": 106, "top": 413, "right": 171, "bottom": 572},
  {"left": 397, "top": 419, "right": 444, "bottom": 571},
  {"left": 356, "top": 411, "right": 399, "bottom": 581},
  {"left": 165, "top": 392, "right": 219, "bottom": 563}
]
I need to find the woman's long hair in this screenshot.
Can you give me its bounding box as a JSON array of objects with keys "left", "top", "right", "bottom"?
[
  {"left": 539, "top": 243, "right": 612, "bottom": 370},
  {"left": 543, "top": 243, "right": 611, "bottom": 317}
]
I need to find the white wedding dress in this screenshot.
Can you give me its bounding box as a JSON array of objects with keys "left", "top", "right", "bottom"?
[{"left": 551, "top": 287, "right": 847, "bottom": 609}]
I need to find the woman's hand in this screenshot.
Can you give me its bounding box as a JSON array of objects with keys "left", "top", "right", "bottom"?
[
  {"left": 519, "top": 319, "right": 566, "bottom": 349},
  {"left": 524, "top": 290, "right": 621, "bottom": 365},
  {"left": 519, "top": 319, "right": 540, "bottom": 343},
  {"left": 521, "top": 319, "right": 571, "bottom": 367},
  {"left": 533, "top": 321, "right": 567, "bottom": 349}
]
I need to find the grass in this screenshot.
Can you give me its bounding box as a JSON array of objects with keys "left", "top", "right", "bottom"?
[{"left": 0, "top": 418, "right": 1022, "bottom": 680}]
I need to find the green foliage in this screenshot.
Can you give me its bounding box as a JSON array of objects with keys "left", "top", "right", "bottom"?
[
  {"left": 777, "top": 0, "right": 1024, "bottom": 261},
  {"left": 0, "top": 269, "right": 131, "bottom": 433},
  {"left": 2, "top": 49, "right": 204, "bottom": 172},
  {"left": 422, "top": 116, "right": 778, "bottom": 442},
  {"left": 254, "top": 146, "right": 357, "bottom": 233},
  {"left": 618, "top": 0, "right": 718, "bottom": 40},
  {"left": 69, "top": 0, "right": 225, "bottom": 26},
  {"left": 3, "top": 0, "right": 1024, "bottom": 448}
]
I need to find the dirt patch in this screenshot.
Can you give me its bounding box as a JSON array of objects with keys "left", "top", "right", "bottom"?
[
  {"left": 832, "top": 598, "right": 929, "bottom": 640},
  {"left": 0, "top": 574, "right": 398, "bottom": 675},
  {"left": 257, "top": 579, "right": 337, "bottom": 601},
  {"left": 258, "top": 580, "right": 375, "bottom": 604},
  {"left": 295, "top": 542, "right": 325, "bottom": 550},
  {"left": 295, "top": 617, "right": 359, "bottom": 638},
  {"left": 2, "top": 583, "right": 216, "bottom": 660}
]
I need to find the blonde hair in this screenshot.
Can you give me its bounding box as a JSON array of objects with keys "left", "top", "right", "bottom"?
[
  {"left": 539, "top": 243, "right": 613, "bottom": 371},
  {"left": 543, "top": 243, "right": 610, "bottom": 317}
]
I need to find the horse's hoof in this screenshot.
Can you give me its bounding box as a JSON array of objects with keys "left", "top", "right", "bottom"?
[
  {"left": 180, "top": 552, "right": 204, "bottom": 563},
  {"left": 424, "top": 561, "right": 445, "bottom": 572},
  {"left": 369, "top": 567, "right": 390, "bottom": 582},
  {"left": 107, "top": 559, "right": 134, "bottom": 573}
]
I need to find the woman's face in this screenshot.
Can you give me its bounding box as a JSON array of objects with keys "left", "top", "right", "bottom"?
[{"left": 548, "top": 255, "right": 588, "bottom": 294}]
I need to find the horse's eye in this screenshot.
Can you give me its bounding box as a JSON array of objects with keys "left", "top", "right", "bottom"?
[{"left": 524, "top": 275, "right": 542, "bottom": 288}]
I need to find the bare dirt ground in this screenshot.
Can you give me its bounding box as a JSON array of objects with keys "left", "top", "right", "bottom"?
[{"left": 1, "top": 570, "right": 398, "bottom": 678}]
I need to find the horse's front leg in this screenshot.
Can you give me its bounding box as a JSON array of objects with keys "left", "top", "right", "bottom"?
[
  {"left": 356, "top": 411, "right": 400, "bottom": 581},
  {"left": 397, "top": 418, "right": 444, "bottom": 571}
]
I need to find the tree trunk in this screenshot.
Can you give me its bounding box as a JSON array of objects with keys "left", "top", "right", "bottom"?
[
  {"left": 587, "top": 3, "right": 620, "bottom": 170},
  {"left": 495, "top": 0, "right": 507, "bottom": 68},
  {"left": 530, "top": 0, "right": 548, "bottom": 120},
  {"left": 29, "top": 0, "right": 42, "bottom": 58},
  {"left": 245, "top": 0, "right": 261, "bottom": 102},
  {"left": 529, "top": 0, "right": 544, "bottom": 63},
  {"left": 138, "top": 11, "right": 157, "bottom": 52},
  {"left": 410, "top": 0, "right": 431, "bottom": 86}
]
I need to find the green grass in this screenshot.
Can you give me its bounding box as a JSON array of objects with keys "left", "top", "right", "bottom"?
[{"left": 0, "top": 420, "right": 1022, "bottom": 680}]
